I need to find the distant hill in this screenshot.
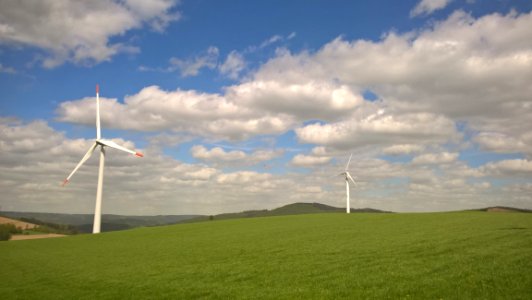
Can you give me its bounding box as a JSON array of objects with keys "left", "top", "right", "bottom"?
[
  {"left": 185, "top": 202, "right": 391, "bottom": 223},
  {"left": 269, "top": 202, "right": 390, "bottom": 215},
  {"left": 476, "top": 206, "right": 532, "bottom": 213},
  {"left": 0, "top": 202, "right": 390, "bottom": 232},
  {"left": 0, "top": 212, "right": 201, "bottom": 233}
]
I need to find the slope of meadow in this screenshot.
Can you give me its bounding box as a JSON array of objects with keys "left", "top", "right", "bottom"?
[{"left": 1, "top": 212, "right": 531, "bottom": 299}]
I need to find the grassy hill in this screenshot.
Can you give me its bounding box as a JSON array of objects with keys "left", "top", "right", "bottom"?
[
  {"left": 1, "top": 211, "right": 531, "bottom": 299},
  {"left": 477, "top": 206, "right": 532, "bottom": 213},
  {"left": 187, "top": 202, "right": 390, "bottom": 222}
]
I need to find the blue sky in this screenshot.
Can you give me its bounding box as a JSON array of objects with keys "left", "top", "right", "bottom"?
[{"left": 1, "top": 0, "right": 531, "bottom": 215}]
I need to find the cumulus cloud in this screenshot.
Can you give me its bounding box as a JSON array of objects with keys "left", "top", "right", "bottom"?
[
  {"left": 148, "top": 133, "right": 194, "bottom": 148},
  {"left": 56, "top": 81, "right": 366, "bottom": 140},
  {"left": 16, "top": 9, "right": 532, "bottom": 213},
  {"left": 296, "top": 111, "right": 459, "bottom": 150},
  {"left": 0, "top": 119, "right": 302, "bottom": 214},
  {"left": 228, "top": 81, "right": 363, "bottom": 121},
  {"left": 3, "top": 119, "right": 531, "bottom": 214},
  {"left": 411, "top": 152, "right": 459, "bottom": 165},
  {"left": 383, "top": 144, "right": 425, "bottom": 156},
  {"left": 255, "top": 11, "right": 532, "bottom": 117},
  {"left": 191, "top": 145, "right": 282, "bottom": 166},
  {"left": 291, "top": 154, "right": 332, "bottom": 167},
  {"left": 216, "top": 171, "right": 271, "bottom": 184},
  {"left": 55, "top": 86, "right": 287, "bottom": 140},
  {"left": 252, "top": 11, "right": 532, "bottom": 151},
  {"left": 481, "top": 159, "right": 532, "bottom": 176},
  {"left": 192, "top": 145, "right": 245, "bottom": 161},
  {"left": 410, "top": 0, "right": 453, "bottom": 17},
  {"left": 0, "top": 0, "right": 180, "bottom": 67},
  {"left": 474, "top": 132, "right": 532, "bottom": 157},
  {"left": 56, "top": 11, "right": 532, "bottom": 151}
]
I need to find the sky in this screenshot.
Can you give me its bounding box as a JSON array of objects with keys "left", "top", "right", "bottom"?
[{"left": 1, "top": 0, "right": 531, "bottom": 215}]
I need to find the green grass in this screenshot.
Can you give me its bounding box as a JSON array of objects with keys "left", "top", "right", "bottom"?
[{"left": 1, "top": 212, "right": 531, "bottom": 299}]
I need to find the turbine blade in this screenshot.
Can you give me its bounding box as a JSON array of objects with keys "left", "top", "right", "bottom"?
[
  {"left": 98, "top": 139, "right": 143, "bottom": 157},
  {"left": 96, "top": 84, "right": 101, "bottom": 140},
  {"left": 345, "top": 153, "right": 353, "bottom": 170},
  {"left": 62, "top": 142, "right": 98, "bottom": 186},
  {"left": 346, "top": 172, "right": 357, "bottom": 185}
]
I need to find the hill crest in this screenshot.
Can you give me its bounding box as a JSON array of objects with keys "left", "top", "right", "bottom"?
[{"left": 480, "top": 206, "right": 532, "bottom": 213}]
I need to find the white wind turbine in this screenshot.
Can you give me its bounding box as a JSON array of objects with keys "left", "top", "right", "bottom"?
[
  {"left": 62, "top": 84, "right": 143, "bottom": 234},
  {"left": 339, "top": 153, "right": 356, "bottom": 213}
]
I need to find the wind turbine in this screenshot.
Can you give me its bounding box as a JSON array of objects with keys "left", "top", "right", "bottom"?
[
  {"left": 339, "top": 153, "right": 356, "bottom": 213},
  {"left": 62, "top": 84, "right": 143, "bottom": 234}
]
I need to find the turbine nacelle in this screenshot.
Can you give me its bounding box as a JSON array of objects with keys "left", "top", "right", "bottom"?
[
  {"left": 338, "top": 172, "right": 356, "bottom": 185},
  {"left": 96, "top": 139, "right": 144, "bottom": 157}
]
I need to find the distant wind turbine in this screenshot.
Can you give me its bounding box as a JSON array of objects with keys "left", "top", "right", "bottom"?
[
  {"left": 62, "top": 84, "right": 143, "bottom": 234},
  {"left": 339, "top": 153, "right": 356, "bottom": 213}
]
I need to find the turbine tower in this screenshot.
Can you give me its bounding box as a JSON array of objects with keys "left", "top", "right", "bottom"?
[
  {"left": 339, "top": 153, "right": 356, "bottom": 213},
  {"left": 62, "top": 84, "right": 143, "bottom": 234}
]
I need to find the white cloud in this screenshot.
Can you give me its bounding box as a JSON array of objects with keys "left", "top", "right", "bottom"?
[
  {"left": 245, "top": 33, "right": 295, "bottom": 53},
  {"left": 0, "top": 0, "right": 180, "bottom": 67},
  {"left": 252, "top": 11, "right": 532, "bottom": 152},
  {"left": 191, "top": 145, "right": 282, "bottom": 166},
  {"left": 184, "top": 168, "right": 218, "bottom": 181},
  {"left": 56, "top": 86, "right": 291, "bottom": 140},
  {"left": 148, "top": 133, "right": 194, "bottom": 148},
  {"left": 291, "top": 154, "right": 332, "bottom": 167},
  {"left": 219, "top": 50, "right": 246, "bottom": 80},
  {"left": 383, "top": 144, "right": 425, "bottom": 156},
  {"left": 56, "top": 12, "right": 532, "bottom": 150},
  {"left": 2, "top": 119, "right": 531, "bottom": 214},
  {"left": 296, "top": 112, "right": 459, "bottom": 150},
  {"left": 411, "top": 152, "right": 459, "bottom": 165},
  {"left": 15, "top": 10, "right": 532, "bottom": 214},
  {"left": 216, "top": 171, "right": 271, "bottom": 184},
  {"left": 411, "top": 0, "right": 453, "bottom": 17},
  {"left": 260, "top": 35, "right": 283, "bottom": 48},
  {"left": 474, "top": 132, "right": 532, "bottom": 156},
  {"left": 0, "top": 119, "right": 299, "bottom": 214},
  {"left": 124, "top": 0, "right": 180, "bottom": 32},
  {"left": 169, "top": 46, "right": 219, "bottom": 77},
  {"left": 481, "top": 159, "right": 532, "bottom": 176},
  {"left": 228, "top": 80, "right": 363, "bottom": 121},
  {"left": 254, "top": 11, "right": 532, "bottom": 120},
  {"left": 192, "top": 145, "right": 246, "bottom": 161},
  {"left": 56, "top": 81, "right": 366, "bottom": 140},
  {"left": 249, "top": 149, "right": 283, "bottom": 163}
]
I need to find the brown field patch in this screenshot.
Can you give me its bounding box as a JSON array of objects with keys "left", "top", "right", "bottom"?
[
  {"left": 487, "top": 207, "right": 517, "bottom": 213},
  {"left": 10, "top": 234, "right": 65, "bottom": 241},
  {"left": 0, "top": 216, "right": 38, "bottom": 229}
]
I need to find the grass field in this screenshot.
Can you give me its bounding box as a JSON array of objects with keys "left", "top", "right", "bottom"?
[{"left": 1, "top": 212, "right": 531, "bottom": 299}]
